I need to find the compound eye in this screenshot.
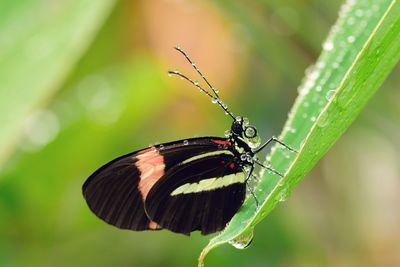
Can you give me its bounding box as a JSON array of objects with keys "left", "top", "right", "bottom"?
[
  {"left": 231, "top": 121, "right": 243, "bottom": 135},
  {"left": 244, "top": 126, "right": 257, "bottom": 138}
]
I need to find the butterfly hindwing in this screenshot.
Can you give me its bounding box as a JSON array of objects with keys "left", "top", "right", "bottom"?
[
  {"left": 82, "top": 137, "right": 244, "bottom": 234},
  {"left": 144, "top": 151, "right": 246, "bottom": 235}
]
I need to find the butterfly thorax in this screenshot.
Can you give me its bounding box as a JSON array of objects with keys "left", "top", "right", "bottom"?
[{"left": 226, "top": 116, "right": 262, "bottom": 169}]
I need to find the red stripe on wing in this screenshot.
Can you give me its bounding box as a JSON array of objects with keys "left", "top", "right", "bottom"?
[
  {"left": 212, "top": 140, "right": 231, "bottom": 146},
  {"left": 135, "top": 147, "right": 166, "bottom": 201}
]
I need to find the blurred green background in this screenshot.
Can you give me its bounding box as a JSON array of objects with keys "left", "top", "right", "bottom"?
[{"left": 1, "top": 0, "right": 399, "bottom": 266}]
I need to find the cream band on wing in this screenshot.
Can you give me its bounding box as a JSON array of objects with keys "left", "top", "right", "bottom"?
[
  {"left": 170, "top": 172, "right": 245, "bottom": 196},
  {"left": 136, "top": 147, "right": 165, "bottom": 201},
  {"left": 180, "top": 150, "right": 234, "bottom": 165}
]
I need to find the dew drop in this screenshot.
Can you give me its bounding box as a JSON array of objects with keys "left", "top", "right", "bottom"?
[
  {"left": 317, "top": 112, "right": 330, "bottom": 128},
  {"left": 183, "top": 140, "right": 189, "bottom": 145},
  {"left": 323, "top": 41, "right": 334, "bottom": 51},
  {"left": 326, "top": 90, "right": 336, "bottom": 101},
  {"left": 278, "top": 188, "right": 289, "bottom": 202},
  {"left": 159, "top": 144, "right": 164, "bottom": 150},
  {"left": 229, "top": 229, "right": 254, "bottom": 250},
  {"left": 310, "top": 116, "right": 317, "bottom": 122},
  {"left": 214, "top": 88, "right": 219, "bottom": 94},
  {"left": 347, "top": 35, "right": 355, "bottom": 43},
  {"left": 211, "top": 97, "right": 218, "bottom": 104},
  {"left": 248, "top": 135, "right": 261, "bottom": 149},
  {"left": 224, "top": 130, "right": 231, "bottom": 137},
  {"left": 194, "top": 80, "right": 199, "bottom": 86}
]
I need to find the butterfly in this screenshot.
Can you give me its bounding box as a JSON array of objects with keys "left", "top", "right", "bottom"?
[{"left": 82, "top": 46, "right": 296, "bottom": 235}]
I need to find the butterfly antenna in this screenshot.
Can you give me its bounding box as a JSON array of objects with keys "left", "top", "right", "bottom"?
[
  {"left": 174, "top": 46, "right": 220, "bottom": 98},
  {"left": 168, "top": 69, "right": 235, "bottom": 120}
]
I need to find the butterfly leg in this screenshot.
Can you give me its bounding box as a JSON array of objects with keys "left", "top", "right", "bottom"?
[
  {"left": 254, "top": 160, "right": 283, "bottom": 177},
  {"left": 244, "top": 164, "right": 259, "bottom": 208},
  {"left": 253, "top": 136, "right": 297, "bottom": 154}
]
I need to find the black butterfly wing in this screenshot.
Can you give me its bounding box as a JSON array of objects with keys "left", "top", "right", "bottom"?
[
  {"left": 82, "top": 137, "right": 241, "bottom": 233},
  {"left": 82, "top": 151, "right": 152, "bottom": 231},
  {"left": 144, "top": 152, "right": 246, "bottom": 235}
]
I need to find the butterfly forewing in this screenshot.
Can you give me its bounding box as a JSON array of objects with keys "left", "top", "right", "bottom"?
[
  {"left": 82, "top": 137, "right": 245, "bottom": 234},
  {"left": 82, "top": 153, "right": 151, "bottom": 230}
]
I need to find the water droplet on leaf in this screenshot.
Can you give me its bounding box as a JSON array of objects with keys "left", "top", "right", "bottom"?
[
  {"left": 347, "top": 35, "right": 355, "bottom": 43},
  {"left": 317, "top": 112, "right": 330, "bottom": 128},
  {"left": 326, "top": 90, "right": 336, "bottom": 101},
  {"left": 229, "top": 229, "right": 254, "bottom": 250},
  {"left": 278, "top": 188, "right": 290, "bottom": 202},
  {"left": 323, "top": 41, "right": 334, "bottom": 51}
]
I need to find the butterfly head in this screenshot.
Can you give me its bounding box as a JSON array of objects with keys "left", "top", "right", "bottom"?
[{"left": 231, "top": 116, "right": 261, "bottom": 149}]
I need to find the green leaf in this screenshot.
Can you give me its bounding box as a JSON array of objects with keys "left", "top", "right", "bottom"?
[
  {"left": 199, "top": 0, "right": 400, "bottom": 265},
  {"left": 0, "top": 0, "right": 116, "bottom": 167}
]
